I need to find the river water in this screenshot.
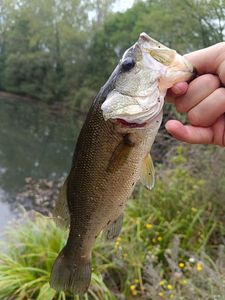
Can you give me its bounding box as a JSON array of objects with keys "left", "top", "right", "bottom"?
[{"left": 0, "top": 96, "right": 83, "bottom": 229}]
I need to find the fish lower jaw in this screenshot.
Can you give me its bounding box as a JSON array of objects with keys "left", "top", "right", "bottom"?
[
  {"left": 115, "top": 110, "right": 163, "bottom": 131},
  {"left": 116, "top": 118, "right": 146, "bottom": 128}
]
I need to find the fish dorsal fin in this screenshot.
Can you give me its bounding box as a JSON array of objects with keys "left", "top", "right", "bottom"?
[
  {"left": 53, "top": 178, "right": 70, "bottom": 229},
  {"left": 103, "top": 213, "right": 124, "bottom": 241},
  {"left": 140, "top": 153, "right": 155, "bottom": 190}
]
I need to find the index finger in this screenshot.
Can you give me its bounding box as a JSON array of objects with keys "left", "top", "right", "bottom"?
[{"left": 184, "top": 42, "right": 225, "bottom": 85}]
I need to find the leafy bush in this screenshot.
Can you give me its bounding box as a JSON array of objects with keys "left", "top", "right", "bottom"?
[{"left": 0, "top": 148, "right": 224, "bottom": 299}]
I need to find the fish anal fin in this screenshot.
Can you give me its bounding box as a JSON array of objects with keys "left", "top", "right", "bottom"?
[
  {"left": 140, "top": 153, "right": 155, "bottom": 190},
  {"left": 104, "top": 213, "right": 124, "bottom": 241},
  {"left": 53, "top": 179, "right": 70, "bottom": 229}
]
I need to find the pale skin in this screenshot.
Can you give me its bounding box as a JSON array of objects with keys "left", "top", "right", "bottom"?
[{"left": 166, "top": 42, "right": 225, "bottom": 147}]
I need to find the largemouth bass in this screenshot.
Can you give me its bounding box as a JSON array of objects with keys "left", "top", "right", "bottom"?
[{"left": 50, "top": 33, "right": 194, "bottom": 294}]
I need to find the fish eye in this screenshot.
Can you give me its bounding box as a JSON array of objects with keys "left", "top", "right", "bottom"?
[{"left": 121, "top": 57, "right": 135, "bottom": 72}]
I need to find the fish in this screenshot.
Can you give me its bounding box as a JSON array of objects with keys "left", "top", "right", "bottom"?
[{"left": 50, "top": 32, "right": 194, "bottom": 294}]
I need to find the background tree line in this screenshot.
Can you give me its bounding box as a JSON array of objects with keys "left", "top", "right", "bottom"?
[{"left": 0, "top": 0, "right": 224, "bottom": 109}]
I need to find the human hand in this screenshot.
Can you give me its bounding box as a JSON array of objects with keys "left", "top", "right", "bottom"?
[{"left": 165, "top": 42, "right": 225, "bottom": 146}]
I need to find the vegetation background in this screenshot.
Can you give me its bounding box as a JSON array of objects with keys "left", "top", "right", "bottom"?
[
  {"left": 0, "top": 0, "right": 224, "bottom": 107},
  {"left": 0, "top": 0, "right": 224, "bottom": 299}
]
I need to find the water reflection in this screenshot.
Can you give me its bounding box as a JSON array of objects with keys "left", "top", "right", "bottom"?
[
  {"left": 0, "top": 188, "right": 14, "bottom": 230},
  {"left": 0, "top": 97, "right": 83, "bottom": 219}
]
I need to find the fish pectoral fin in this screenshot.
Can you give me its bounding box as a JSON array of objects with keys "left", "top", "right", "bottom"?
[
  {"left": 103, "top": 213, "right": 124, "bottom": 241},
  {"left": 149, "top": 48, "right": 176, "bottom": 66},
  {"left": 140, "top": 153, "right": 155, "bottom": 190},
  {"left": 53, "top": 178, "right": 70, "bottom": 229},
  {"left": 107, "top": 135, "right": 134, "bottom": 173}
]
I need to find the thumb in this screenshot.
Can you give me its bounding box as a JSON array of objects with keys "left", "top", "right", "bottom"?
[{"left": 165, "top": 120, "right": 213, "bottom": 144}]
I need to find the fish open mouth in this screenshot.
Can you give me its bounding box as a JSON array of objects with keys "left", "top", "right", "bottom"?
[{"left": 116, "top": 118, "right": 146, "bottom": 128}]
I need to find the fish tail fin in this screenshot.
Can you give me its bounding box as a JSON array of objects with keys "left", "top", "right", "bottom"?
[{"left": 50, "top": 247, "right": 91, "bottom": 294}]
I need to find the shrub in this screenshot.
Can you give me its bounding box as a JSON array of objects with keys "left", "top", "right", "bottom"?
[{"left": 0, "top": 147, "right": 224, "bottom": 299}]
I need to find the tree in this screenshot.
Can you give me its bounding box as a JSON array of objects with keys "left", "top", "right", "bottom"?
[
  {"left": 0, "top": 0, "right": 224, "bottom": 105},
  {"left": 0, "top": 0, "right": 92, "bottom": 101},
  {"left": 85, "top": 0, "right": 224, "bottom": 93}
]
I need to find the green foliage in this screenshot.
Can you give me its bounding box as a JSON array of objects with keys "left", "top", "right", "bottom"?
[
  {"left": 0, "top": 148, "right": 224, "bottom": 299},
  {"left": 0, "top": 0, "right": 224, "bottom": 105},
  {"left": 3, "top": 52, "right": 55, "bottom": 100},
  {"left": 0, "top": 212, "right": 115, "bottom": 300},
  {"left": 0, "top": 0, "right": 94, "bottom": 102},
  {"left": 0, "top": 213, "right": 64, "bottom": 300},
  {"left": 85, "top": 0, "right": 225, "bottom": 91}
]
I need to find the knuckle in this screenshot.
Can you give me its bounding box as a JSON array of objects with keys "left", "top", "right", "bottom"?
[
  {"left": 201, "top": 74, "right": 220, "bottom": 90},
  {"left": 175, "top": 99, "right": 186, "bottom": 113},
  {"left": 187, "top": 110, "right": 200, "bottom": 126},
  {"left": 215, "top": 87, "right": 225, "bottom": 99}
]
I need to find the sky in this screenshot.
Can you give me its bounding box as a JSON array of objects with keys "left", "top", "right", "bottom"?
[
  {"left": 113, "top": 0, "right": 135, "bottom": 12},
  {"left": 88, "top": 0, "right": 135, "bottom": 21}
]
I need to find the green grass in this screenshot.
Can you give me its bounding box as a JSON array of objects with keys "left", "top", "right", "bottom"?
[
  {"left": 0, "top": 212, "right": 115, "bottom": 300},
  {"left": 0, "top": 146, "right": 224, "bottom": 299}
]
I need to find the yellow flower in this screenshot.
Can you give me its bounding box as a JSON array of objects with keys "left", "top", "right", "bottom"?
[
  {"left": 134, "top": 278, "right": 140, "bottom": 284},
  {"left": 181, "top": 279, "right": 187, "bottom": 285},
  {"left": 157, "top": 236, "right": 162, "bottom": 242},
  {"left": 197, "top": 262, "right": 203, "bottom": 271},
  {"left": 114, "top": 241, "right": 120, "bottom": 247},
  {"left": 131, "top": 290, "right": 137, "bottom": 296},
  {"left": 178, "top": 262, "right": 185, "bottom": 269},
  {"left": 145, "top": 223, "right": 153, "bottom": 230},
  {"left": 114, "top": 237, "right": 122, "bottom": 248},
  {"left": 158, "top": 292, "right": 164, "bottom": 298},
  {"left": 167, "top": 284, "right": 173, "bottom": 290},
  {"left": 130, "top": 285, "right": 137, "bottom": 296},
  {"left": 159, "top": 280, "right": 165, "bottom": 286}
]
